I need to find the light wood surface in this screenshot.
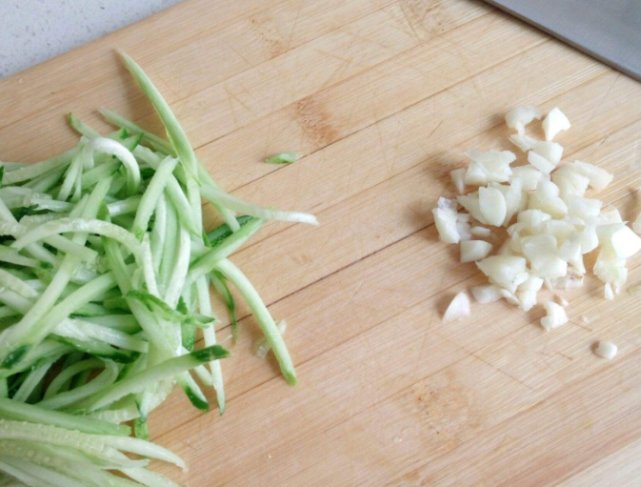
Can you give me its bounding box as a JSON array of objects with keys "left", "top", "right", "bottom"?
[{"left": 2, "top": 0, "right": 641, "bottom": 485}]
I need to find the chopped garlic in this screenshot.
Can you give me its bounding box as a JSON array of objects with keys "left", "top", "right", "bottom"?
[
  {"left": 565, "top": 195, "right": 602, "bottom": 220},
  {"left": 433, "top": 197, "right": 460, "bottom": 244},
  {"left": 532, "top": 140, "right": 564, "bottom": 164},
  {"left": 432, "top": 104, "right": 640, "bottom": 335},
  {"left": 470, "top": 226, "right": 492, "bottom": 238},
  {"left": 542, "top": 107, "right": 571, "bottom": 141},
  {"left": 529, "top": 180, "right": 568, "bottom": 218},
  {"left": 512, "top": 165, "right": 545, "bottom": 191},
  {"left": 594, "top": 341, "right": 617, "bottom": 360},
  {"left": 470, "top": 284, "right": 502, "bottom": 303},
  {"left": 540, "top": 301, "right": 568, "bottom": 330},
  {"left": 458, "top": 192, "right": 486, "bottom": 223},
  {"left": 460, "top": 240, "right": 493, "bottom": 263},
  {"left": 527, "top": 151, "right": 556, "bottom": 174},
  {"left": 477, "top": 255, "right": 528, "bottom": 293},
  {"left": 450, "top": 168, "right": 466, "bottom": 194},
  {"left": 479, "top": 186, "right": 507, "bottom": 226},
  {"left": 509, "top": 133, "right": 537, "bottom": 152},
  {"left": 464, "top": 150, "right": 515, "bottom": 185},
  {"left": 505, "top": 106, "right": 541, "bottom": 134},
  {"left": 597, "top": 223, "right": 641, "bottom": 259},
  {"left": 552, "top": 165, "right": 590, "bottom": 198},
  {"left": 442, "top": 291, "right": 471, "bottom": 322},
  {"left": 571, "top": 160, "right": 613, "bottom": 192}
]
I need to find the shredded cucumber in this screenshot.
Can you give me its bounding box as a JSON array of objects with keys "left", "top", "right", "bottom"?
[{"left": 0, "top": 51, "right": 316, "bottom": 486}]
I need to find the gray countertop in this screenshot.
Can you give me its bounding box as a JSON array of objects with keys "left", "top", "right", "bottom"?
[{"left": 0, "top": 0, "right": 183, "bottom": 78}]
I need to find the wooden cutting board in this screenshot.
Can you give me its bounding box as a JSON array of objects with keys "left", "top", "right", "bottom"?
[{"left": 2, "top": 0, "right": 641, "bottom": 485}]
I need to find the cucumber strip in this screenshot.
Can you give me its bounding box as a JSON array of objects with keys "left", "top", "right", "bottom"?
[
  {"left": 38, "top": 361, "right": 119, "bottom": 410},
  {"left": 0, "top": 222, "right": 96, "bottom": 263},
  {"left": 210, "top": 272, "right": 239, "bottom": 342},
  {"left": 84, "top": 314, "right": 140, "bottom": 333},
  {"left": 131, "top": 156, "right": 178, "bottom": 238},
  {"left": 12, "top": 218, "right": 141, "bottom": 262},
  {"left": 122, "top": 467, "right": 181, "bottom": 487},
  {"left": 118, "top": 51, "right": 238, "bottom": 230},
  {"left": 66, "top": 113, "right": 100, "bottom": 139},
  {"left": 81, "top": 346, "right": 228, "bottom": 411},
  {"left": 0, "top": 457, "right": 82, "bottom": 487},
  {"left": 214, "top": 259, "right": 297, "bottom": 385},
  {"left": 99, "top": 108, "right": 173, "bottom": 155},
  {"left": 25, "top": 166, "right": 67, "bottom": 193},
  {"left": 164, "top": 175, "right": 199, "bottom": 235},
  {"left": 0, "top": 340, "right": 71, "bottom": 380},
  {"left": 187, "top": 216, "right": 263, "bottom": 286},
  {"left": 86, "top": 138, "right": 140, "bottom": 195},
  {"left": 0, "top": 398, "right": 129, "bottom": 433},
  {"left": 0, "top": 307, "right": 18, "bottom": 320},
  {"left": 3, "top": 440, "right": 148, "bottom": 473},
  {"left": 140, "top": 235, "right": 159, "bottom": 297},
  {"left": 200, "top": 184, "right": 318, "bottom": 226},
  {"left": 0, "top": 259, "right": 79, "bottom": 368},
  {"left": 43, "top": 359, "right": 102, "bottom": 399},
  {"left": 12, "top": 362, "right": 51, "bottom": 403},
  {"left": 0, "top": 196, "right": 58, "bottom": 266},
  {"left": 178, "top": 371, "right": 209, "bottom": 411},
  {"left": 118, "top": 52, "right": 197, "bottom": 175},
  {"left": 158, "top": 201, "right": 178, "bottom": 292},
  {"left": 164, "top": 226, "right": 190, "bottom": 307},
  {"left": 81, "top": 160, "right": 119, "bottom": 189},
  {"left": 133, "top": 145, "right": 163, "bottom": 167},
  {"left": 0, "top": 245, "right": 40, "bottom": 268},
  {"left": 107, "top": 195, "right": 141, "bottom": 217},
  {"left": 56, "top": 318, "right": 148, "bottom": 353},
  {"left": 0, "top": 270, "right": 37, "bottom": 299},
  {"left": 0, "top": 419, "right": 179, "bottom": 468},
  {"left": 28, "top": 272, "right": 117, "bottom": 346},
  {"left": 196, "top": 276, "right": 225, "bottom": 413},
  {"left": 58, "top": 146, "right": 86, "bottom": 201},
  {"left": 3, "top": 149, "right": 76, "bottom": 185},
  {"left": 150, "top": 195, "right": 167, "bottom": 274},
  {"left": 0, "top": 288, "right": 33, "bottom": 314},
  {"left": 185, "top": 176, "right": 203, "bottom": 234}
]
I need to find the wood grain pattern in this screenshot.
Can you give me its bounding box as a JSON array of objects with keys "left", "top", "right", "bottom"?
[{"left": 2, "top": 0, "right": 641, "bottom": 485}]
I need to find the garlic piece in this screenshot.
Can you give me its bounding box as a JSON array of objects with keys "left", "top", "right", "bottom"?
[
  {"left": 597, "top": 223, "right": 641, "bottom": 259},
  {"left": 527, "top": 151, "right": 556, "bottom": 174},
  {"left": 470, "top": 284, "right": 502, "bottom": 304},
  {"left": 460, "top": 240, "right": 493, "bottom": 263},
  {"left": 442, "top": 291, "right": 471, "bottom": 322},
  {"left": 542, "top": 107, "right": 571, "bottom": 141},
  {"left": 505, "top": 106, "right": 541, "bottom": 134},
  {"left": 433, "top": 197, "right": 460, "bottom": 244},
  {"left": 594, "top": 341, "right": 617, "bottom": 360},
  {"left": 571, "top": 160, "right": 613, "bottom": 192},
  {"left": 464, "top": 150, "right": 516, "bottom": 185},
  {"left": 479, "top": 186, "right": 507, "bottom": 227},
  {"left": 540, "top": 301, "right": 568, "bottom": 330},
  {"left": 477, "top": 255, "right": 528, "bottom": 293},
  {"left": 470, "top": 226, "right": 492, "bottom": 238}
]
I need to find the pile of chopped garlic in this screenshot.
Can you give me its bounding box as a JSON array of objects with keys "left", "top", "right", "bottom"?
[{"left": 436, "top": 106, "right": 641, "bottom": 330}]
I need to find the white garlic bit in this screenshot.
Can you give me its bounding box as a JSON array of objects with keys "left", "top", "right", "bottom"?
[
  {"left": 505, "top": 106, "right": 541, "bottom": 134},
  {"left": 460, "top": 240, "right": 493, "bottom": 263},
  {"left": 542, "top": 107, "right": 571, "bottom": 141},
  {"left": 442, "top": 291, "right": 471, "bottom": 322},
  {"left": 594, "top": 341, "right": 618, "bottom": 360},
  {"left": 540, "top": 301, "right": 568, "bottom": 330}
]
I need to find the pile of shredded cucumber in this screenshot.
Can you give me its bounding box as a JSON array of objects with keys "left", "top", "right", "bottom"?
[{"left": 0, "top": 52, "right": 316, "bottom": 487}]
